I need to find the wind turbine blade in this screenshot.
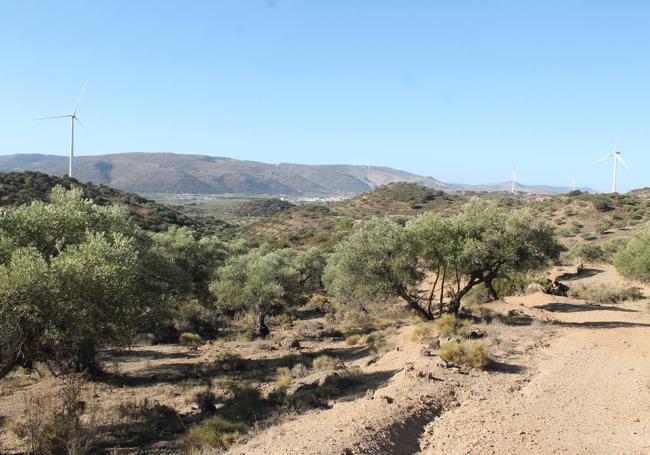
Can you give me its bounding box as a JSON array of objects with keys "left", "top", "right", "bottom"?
[
  {"left": 74, "top": 116, "right": 96, "bottom": 144},
  {"left": 72, "top": 80, "right": 88, "bottom": 115},
  {"left": 616, "top": 154, "right": 629, "bottom": 169},
  {"left": 33, "top": 114, "right": 70, "bottom": 121},
  {"left": 594, "top": 152, "right": 613, "bottom": 164}
]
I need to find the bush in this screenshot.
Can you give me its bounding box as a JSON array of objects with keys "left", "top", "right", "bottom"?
[
  {"left": 8, "top": 375, "right": 96, "bottom": 455},
  {"left": 570, "top": 242, "right": 604, "bottom": 263},
  {"left": 439, "top": 341, "right": 491, "bottom": 369},
  {"left": 411, "top": 322, "right": 437, "bottom": 343},
  {"left": 312, "top": 355, "right": 338, "bottom": 371},
  {"left": 568, "top": 284, "right": 644, "bottom": 304},
  {"left": 181, "top": 416, "right": 247, "bottom": 453},
  {"left": 345, "top": 334, "right": 361, "bottom": 346},
  {"left": 434, "top": 314, "right": 472, "bottom": 337},
  {"left": 179, "top": 332, "right": 202, "bottom": 346},
  {"left": 614, "top": 227, "right": 650, "bottom": 282}
]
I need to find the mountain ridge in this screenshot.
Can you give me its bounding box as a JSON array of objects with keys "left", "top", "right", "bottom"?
[{"left": 0, "top": 152, "right": 586, "bottom": 196}]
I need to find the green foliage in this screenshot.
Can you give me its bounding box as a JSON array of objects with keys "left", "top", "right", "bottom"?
[
  {"left": 325, "top": 200, "right": 563, "bottom": 317},
  {"left": 570, "top": 242, "right": 605, "bottom": 263},
  {"left": 211, "top": 249, "right": 302, "bottom": 336},
  {"left": 614, "top": 226, "right": 650, "bottom": 281},
  {"left": 0, "top": 187, "right": 186, "bottom": 377},
  {"left": 324, "top": 216, "right": 420, "bottom": 305},
  {"left": 152, "top": 226, "right": 226, "bottom": 298}
]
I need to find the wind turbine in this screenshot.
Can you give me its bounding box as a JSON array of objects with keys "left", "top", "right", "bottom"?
[
  {"left": 511, "top": 167, "right": 517, "bottom": 194},
  {"left": 595, "top": 135, "right": 628, "bottom": 193},
  {"left": 570, "top": 171, "right": 577, "bottom": 192},
  {"left": 34, "top": 81, "right": 88, "bottom": 178}
]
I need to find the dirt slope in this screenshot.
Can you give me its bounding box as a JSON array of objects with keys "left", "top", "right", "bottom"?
[{"left": 419, "top": 266, "right": 650, "bottom": 455}]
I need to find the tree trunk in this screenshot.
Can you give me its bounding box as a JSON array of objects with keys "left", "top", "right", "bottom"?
[
  {"left": 254, "top": 309, "right": 270, "bottom": 338},
  {"left": 448, "top": 277, "right": 481, "bottom": 315},
  {"left": 485, "top": 278, "right": 498, "bottom": 301},
  {"left": 398, "top": 288, "right": 432, "bottom": 321}
]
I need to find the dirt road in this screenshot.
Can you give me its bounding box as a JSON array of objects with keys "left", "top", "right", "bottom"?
[{"left": 228, "top": 265, "right": 650, "bottom": 455}]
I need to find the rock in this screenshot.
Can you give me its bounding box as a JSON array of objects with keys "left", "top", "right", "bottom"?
[
  {"left": 382, "top": 395, "right": 394, "bottom": 404},
  {"left": 525, "top": 283, "right": 546, "bottom": 294},
  {"left": 279, "top": 338, "right": 301, "bottom": 350},
  {"left": 466, "top": 327, "right": 486, "bottom": 339},
  {"left": 365, "top": 389, "right": 375, "bottom": 400}
]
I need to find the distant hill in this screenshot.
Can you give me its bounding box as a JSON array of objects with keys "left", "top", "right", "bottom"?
[
  {"left": 0, "top": 171, "right": 232, "bottom": 235},
  {"left": 0, "top": 153, "right": 582, "bottom": 196},
  {"left": 629, "top": 188, "right": 650, "bottom": 198}
]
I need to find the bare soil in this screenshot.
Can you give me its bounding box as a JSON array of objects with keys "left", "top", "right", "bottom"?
[{"left": 1, "top": 265, "right": 649, "bottom": 454}]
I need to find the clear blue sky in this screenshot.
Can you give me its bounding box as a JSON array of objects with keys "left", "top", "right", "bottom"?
[{"left": 1, "top": 1, "right": 648, "bottom": 192}]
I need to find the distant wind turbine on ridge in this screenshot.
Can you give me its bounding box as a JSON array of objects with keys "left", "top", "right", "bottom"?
[
  {"left": 595, "top": 134, "right": 629, "bottom": 193},
  {"left": 511, "top": 167, "right": 517, "bottom": 194},
  {"left": 34, "top": 81, "right": 89, "bottom": 178}
]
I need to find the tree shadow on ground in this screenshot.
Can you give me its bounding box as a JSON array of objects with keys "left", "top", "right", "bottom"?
[
  {"left": 94, "top": 368, "right": 399, "bottom": 453},
  {"left": 533, "top": 302, "right": 638, "bottom": 313},
  {"left": 100, "top": 348, "right": 200, "bottom": 362},
  {"left": 559, "top": 267, "right": 603, "bottom": 281},
  {"left": 485, "top": 360, "right": 527, "bottom": 375},
  {"left": 496, "top": 312, "right": 535, "bottom": 326},
  {"left": 97, "top": 345, "right": 373, "bottom": 387},
  {"left": 553, "top": 320, "right": 650, "bottom": 329}
]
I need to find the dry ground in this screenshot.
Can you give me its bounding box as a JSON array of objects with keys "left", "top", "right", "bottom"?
[{"left": 1, "top": 265, "right": 649, "bottom": 454}]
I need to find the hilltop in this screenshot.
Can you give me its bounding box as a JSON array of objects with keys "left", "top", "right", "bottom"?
[
  {"left": 0, "top": 152, "right": 582, "bottom": 197},
  {"left": 0, "top": 171, "right": 232, "bottom": 235}
]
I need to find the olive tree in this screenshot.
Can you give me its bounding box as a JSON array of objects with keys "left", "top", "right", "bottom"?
[
  {"left": 323, "top": 217, "right": 427, "bottom": 318},
  {"left": 0, "top": 187, "right": 186, "bottom": 378},
  {"left": 152, "top": 226, "right": 226, "bottom": 298},
  {"left": 325, "top": 200, "right": 562, "bottom": 318},
  {"left": 210, "top": 250, "right": 301, "bottom": 337}
]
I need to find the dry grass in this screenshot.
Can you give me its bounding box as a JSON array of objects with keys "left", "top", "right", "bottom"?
[
  {"left": 179, "top": 332, "right": 202, "bottom": 345},
  {"left": 568, "top": 284, "right": 644, "bottom": 304},
  {"left": 180, "top": 416, "right": 248, "bottom": 453},
  {"left": 345, "top": 334, "right": 361, "bottom": 345},
  {"left": 434, "top": 314, "right": 472, "bottom": 336},
  {"left": 439, "top": 341, "right": 491, "bottom": 369},
  {"left": 312, "top": 355, "right": 338, "bottom": 371}
]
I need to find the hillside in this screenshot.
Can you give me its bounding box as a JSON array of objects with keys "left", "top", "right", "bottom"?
[
  {"left": 0, "top": 171, "right": 232, "bottom": 235},
  {"left": 0, "top": 153, "right": 582, "bottom": 197}
]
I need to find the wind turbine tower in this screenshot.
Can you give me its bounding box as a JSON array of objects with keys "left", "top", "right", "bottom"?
[
  {"left": 595, "top": 136, "right": 628, "bottom": 193},
  {"left": 511, "top": 168, "right": 517, "bottom": 194},
  {"left": 34, "top": 81, "right": 88, "bottom": 178},
  {"left": 570, "top": 174, "right": 577, "bottom": 192}
]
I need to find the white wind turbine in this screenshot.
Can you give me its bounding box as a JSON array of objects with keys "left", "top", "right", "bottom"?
[
  {"left": 34, "top": 81, "right": 89, "bottom": 178},
  {"left": 595, "top": 135, "right": 628, "bottom": 193},
  {"left": 511, "top": 167, "right": 517, "bottom": 194}
]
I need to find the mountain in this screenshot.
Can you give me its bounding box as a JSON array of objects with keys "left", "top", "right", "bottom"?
[
  {"left": 0, "top": 152, "right": 580, "bottom": 196},
  {"left": 0, "top": 171, "right": 232, "bottom": 235}
]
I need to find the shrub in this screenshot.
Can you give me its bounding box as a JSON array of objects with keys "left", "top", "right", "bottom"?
[
  {"left": 411, "top": 322, "right": 437, "bottom": 343},
  {"left": 601, "top": 237, "right": 630, "bottom": 263},
  {"left": 570, "top": 242, "right": 604, "bottom": 263},
  {"left": 439, "top": 341, "right": 491, "bottom": 369},
  {"left": 274, "top": 369, "right": 292, "bottom": 392},
  {"left": 179, "top": 332, "right": 202, "bottom": 346},
  {"left": 345, "top": 334, "right": 361, "bottom": 346},
  {"left": 568, "top": 284, "right": 644, "bottom": 304},
  {"left": 181, "top": 416, "right": 247, "bottom": 453},
  {"left": 8, "top": 375, "right": 96, "bottom": 455},
  {"left": 614, "top": 226, "right": 650, "bottom": 282},
  {"left": 312, "top": 355, "right": 338, "bottom": 371},
  {"left": 434, "top": 314, "right": 472, "bottom": 337}
]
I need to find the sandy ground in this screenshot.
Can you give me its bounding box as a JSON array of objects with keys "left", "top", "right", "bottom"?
[
  {"left": 227, "top": 265, "right": 650, "bottom": 455},
  {"left": 419, "top": 267, "right": 650, "bottom": 455},
  {"left": 1, "top": 265, "right": 649, "bottom": 454}
]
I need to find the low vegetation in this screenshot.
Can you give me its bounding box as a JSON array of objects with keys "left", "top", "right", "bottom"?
[
  {"left": 568, "top": 284, "right": 644, "bottom": 304},
  {"left": 439, "top": 341, "right": 491, "bottom": 369}
]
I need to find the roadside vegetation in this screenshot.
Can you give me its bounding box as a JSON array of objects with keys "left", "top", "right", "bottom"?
[{"left": 1, "top": 177, "right": 649, "bottom": 454}]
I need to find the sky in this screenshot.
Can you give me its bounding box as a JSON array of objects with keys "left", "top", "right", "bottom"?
[{"left": 0, "top": 1, "right": 649, "bottom": 192}]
